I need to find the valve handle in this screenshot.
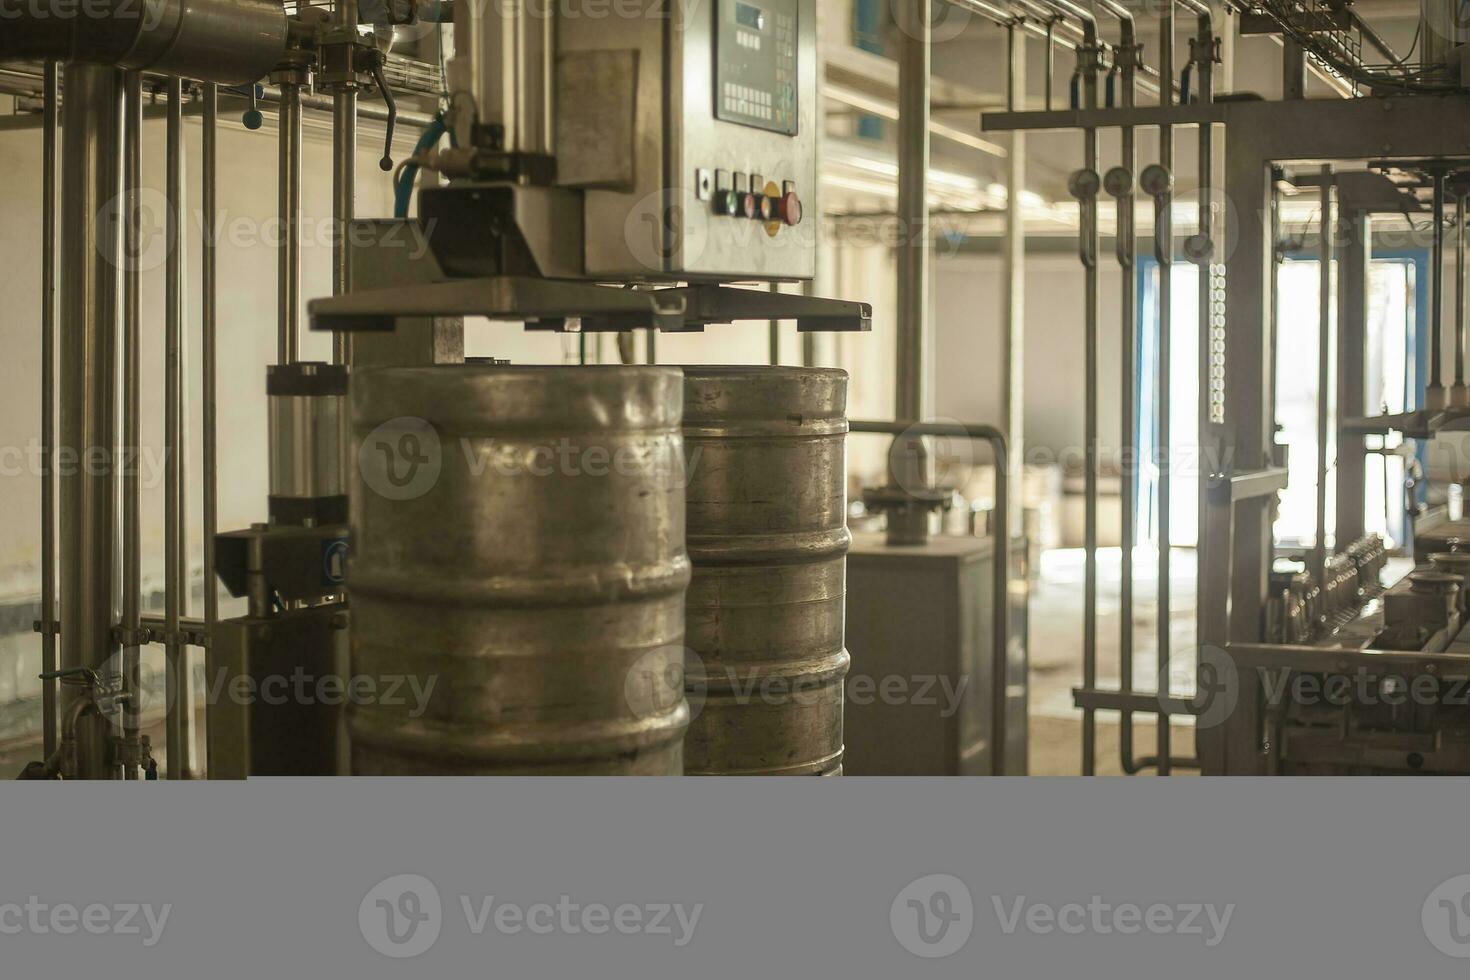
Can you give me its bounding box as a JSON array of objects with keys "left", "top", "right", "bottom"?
[
  {"left": 242, "top": 82, "right": 264, "bottom": 131},
  {"left": 371, "top": 58, "right": 397, "bottom": 172}
]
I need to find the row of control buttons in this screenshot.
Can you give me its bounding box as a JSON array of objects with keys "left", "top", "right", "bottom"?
[
  {"left": 695, "top": 169, "right": 803, "bottom": 231},
  {"left": 713, "top": 188, "right": 801, "bottom": 225}
]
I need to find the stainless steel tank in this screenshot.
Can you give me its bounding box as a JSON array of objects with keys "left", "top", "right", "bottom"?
[
  {"left": 348, "top": 365, "right": 691, "bottom": 775},
  {"left": 680, "top": 367, "right": 850, "bottom": 775}
]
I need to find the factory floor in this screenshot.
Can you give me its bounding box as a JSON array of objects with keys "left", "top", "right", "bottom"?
[{"left": 1026, "top": 547, "right": 1200, "bottom": 776}]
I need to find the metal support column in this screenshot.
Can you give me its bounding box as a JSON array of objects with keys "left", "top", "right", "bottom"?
[
  {"left": 1336, "top": 204, "right": 1369, "bottom": 545},
  {"left": 1155, "top": 3, "right": 1176, "bottom": 777},
  {"left": 58, "top": 61, "right": 123, "bottom": 779},
  {"left": 332, "top": 0, "right": 358, "bottom": 365},
  {"left": 1189, "top": 7, "right": 1217, "bottom": 777},
  {"left": 895, "top": 0, "right": 930, "bottom": 423},
  {"left": 121, "top": 70, "right": 143, "bottom": 775},
  {"left": 1455, "top": 184, "right": 1468, "bottom": 405},
  {"left": 1313, "top": 168, "right": 1333, "bottom": 586},
  {"left": 1107, "top": 27, "right": 1139, "bottom": 774},
  {"left": 1431, "top": 170, "right": 1446, "bottom": 407},
  {"left": 164, "top": 77, "right": 192, "bottom": 779},
  {"left": 279, "top": 82, "right": 303, "bottom": 365},
  {"left": 1004, "top": 24, "right": 1026, "bottom": 533},
  {"left": 202, "top": 82, "right": 220, "bottom": 777},
  {"left": 39, "top": 61, "right": 58, "bottom": 760}
]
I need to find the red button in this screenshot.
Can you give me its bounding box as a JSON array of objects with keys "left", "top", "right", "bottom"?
[
  {"left": 741, "top": 192, "right": 759, "bottom": 219},
  {"left": 779, "top": 191, "right": 802, "bottom": 226}
]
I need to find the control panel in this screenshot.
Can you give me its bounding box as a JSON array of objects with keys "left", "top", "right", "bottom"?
[
  {"left": 697, "top": 169, "right": 803, "bottom": 234},
  {"left": 559, "top": 0, "right": 818, "bottom": 281},
  {"left": 715, "top": 0, "right": 798, "bottom": 135}
]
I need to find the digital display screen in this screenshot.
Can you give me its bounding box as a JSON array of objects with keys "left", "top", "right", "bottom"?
[
  {"left": 716, "top": 0, "right": 797, "bottom": 135},
  {"left": 735, "top": 2, "right": 765, "bottom": 32}
]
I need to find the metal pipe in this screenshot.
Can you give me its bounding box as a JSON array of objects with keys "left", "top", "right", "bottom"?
[
  {"left": 895, "top": 0, "right": 930, "bottom": 423},
  {"left": 1457, "top": 188, "right": 1467, "bottom": 394},
  {"left": 1045, "top": 17, "right": 1056, "bottom": 110},
  {"left": 851, "top": 420, "right": 1010, "bottom": 774},
  {"left": 58, "top": 61, "right": 122, "bottom": 780},
  {"left": 256, "top": 84, "right": 435, "bottom": 129},
  {"left": 332, "top": 0, "right": 358, "bottom": 373},
  {"left": 1004, "top": 22, "right": 1026, "bottom": 534},
  {"left": 1, "top": 0, "right": 288, "bottom": 86},
  {"left": 1314, "top": 167, "right": 1332, "bottom": 589},
  {"left": 39, "top": 60, "right": 58, "bottom": 760},
  {"left": 1157, "top": 1, "right": 1175, "bottom": 777},
  {"left": 121, "top": 70, "right": 143, "bottom": 773},
  {"left": 1432, "top": 170, "right": 1446, "bottom": 404},
  {"left": 335, "top": 91, "right": 357, "bottom": 367},
  {"left": 1102, "top": 7, "right": 1139, "bottom": 775},
  {"left": 279, "top": 82, "right": 303, "bottom": 365},
  {"left": 0, "top": 81, "right": 437, "bottom": 133},
  {"left": 1046, "top": 0, "right": 1099, "bottom": 776},
  {"left": 165, "top": 76, "right": 190, "bottom": 779},
  {"left": 768, "top": 284, "right": 781, "bottom": 365},
  {"left": 1185, "top": 3, "right": 1216, "bottom": 777},
  {"left": 202, "top": 82, "right": 220, "bottom": 777}
]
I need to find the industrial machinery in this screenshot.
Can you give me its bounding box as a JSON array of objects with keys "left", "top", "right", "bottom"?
[
  {"left": 979, "top": 0, "right": 1470, "bottom": 775},
  {"left": 6, "top": 0, "right": 1051, "bottom": 779}
]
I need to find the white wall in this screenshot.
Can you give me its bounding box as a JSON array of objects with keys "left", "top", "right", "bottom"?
[
  {"left": 0, "top": 106, "right": 416, "bottom": 597},
  {"left": 934, "top": 250, "right": 1125, "bottom": 462}
]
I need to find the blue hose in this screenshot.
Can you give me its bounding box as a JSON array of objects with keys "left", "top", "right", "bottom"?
[{"left": 394, "top": 114, "right": 450, "bottom": 218}]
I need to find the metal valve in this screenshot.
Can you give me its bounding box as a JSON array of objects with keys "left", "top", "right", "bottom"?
[
  {"left": 370, "top": 54, "right": 397, "bottom": 172},
  {"left": 1103, "top": 166, "right": 1134, "bottom": 268},
  {"left": 1140, "top": 164, "right": 1174, "bottom": 263},
  {"left": 242, "top": 83, "right": 264, "bottom": 131},
  {"left": 1069, "top": 168, "right": 1101, "bottom": 268}
]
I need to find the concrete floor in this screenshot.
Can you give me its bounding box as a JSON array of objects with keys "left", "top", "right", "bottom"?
[{"left": 1027, "top": 546, "right": 1200, "bottom": 776}]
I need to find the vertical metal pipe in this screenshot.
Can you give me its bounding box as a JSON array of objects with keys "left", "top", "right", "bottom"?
[
  {"left": 1191, "top": 17, "right": 1216, "bottom": 774},
  {"left": 895, "top": 0, "right": 930, "bottom": 422},
  {"left": 202, "top": 82, "right": 220, "bottom": 777},
  {"left": 165, "top": 76, "right": 191, "bottom": 779},
  {"left": 1080, "top": 78, "right": 1098, "bottom": 777},
  {"left": 1336, "top": 206, "right": 1369, "bottom": 546},
  {"left": 1002, "top": 22, "right": 1027, "bottom": 776},
  {"left": 1314, "top": 168, "right": 1332, "bottom": 587},
  {"left": 279, "top": 82, "right": 303, "bottom": 365},
  {"left": 59, "top": 61, "right": 123, "bottom": 779},
  {"left": 1044, "top": 19, "right": 1056, "bottom": 110},
  {"left": 769, "top": 284, "right": 781, "bottom": 364},
  {"left": 1004, "top": 24, "right": 1026, "bottom": 534},
  {"left": 333, "top": 88, "right": 357, "bottom": 359},
  {"left": 1456, "top": 189, "right": 1467, "bottom": 395},
  {"left": 39, "top": 61, "right": 58, "bottom": 760},
  {"left": 1116, "top": 41, "right": 1138, "bottom": 775},
  {"left": 1157, "top": 3, "right": 1175, "bottom": 777},
  {"left": 1432, "top": 170, "right": 1446, "bottom": 404},
  {"left": 121, "top": 70, "right": 143, "bottom": 776}
]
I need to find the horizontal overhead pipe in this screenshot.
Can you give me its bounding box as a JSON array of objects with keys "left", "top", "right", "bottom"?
[{"left": 1, "top": 0, "right": 289, "bottom": 86}]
